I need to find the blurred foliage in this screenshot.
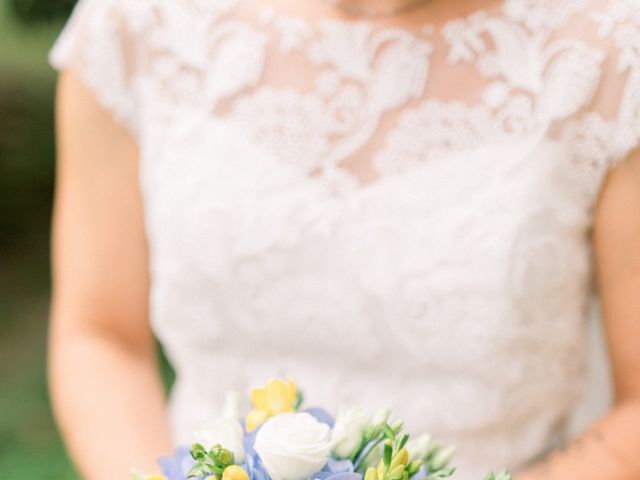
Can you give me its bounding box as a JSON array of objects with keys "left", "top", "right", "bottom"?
[
  {"left": 9, "top": 0, "right": 76, "bottom": 24},
  {"left": 1, "top": 0, "right": 176, "bottom": 477},
  {"left": 0, "top": 295, "right": 79, "bottom": 478},
  {"left": 0, "top": 5, "right": 60, "bottom": 298},
  {"left": 0, "top": 0, "right": 59, "bottom": 294},
  {"left": 0, "top": 0, "right": 76, "bottom": 475},
  {"left": 0, "top": 73, "right": 56, "bottom": 261}
]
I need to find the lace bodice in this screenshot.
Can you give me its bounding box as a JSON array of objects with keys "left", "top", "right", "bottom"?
[{"left": 50, "top": 0, "right": 640, "bottom": 477}]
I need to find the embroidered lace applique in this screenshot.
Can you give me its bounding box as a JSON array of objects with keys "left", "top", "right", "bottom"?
[{"left": 49, "top": 1, "right": 640, "bottom": 478}]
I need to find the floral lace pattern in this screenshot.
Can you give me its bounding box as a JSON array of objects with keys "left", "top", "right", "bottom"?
[{"left": 50, "top": 0, "right": 640, "bottom": 478}]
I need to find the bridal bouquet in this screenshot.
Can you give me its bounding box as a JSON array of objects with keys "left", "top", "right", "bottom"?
[{"left": 131, "top": 378, "right": 511, "bottom": 480}]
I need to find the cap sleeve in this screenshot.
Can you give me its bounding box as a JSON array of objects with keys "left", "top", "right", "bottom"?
[
  {"left": 555, "top": 0, "right": 640, "bottom": 208},
  {"left": 49, "top": 0, "right": 139, "bottom": 138},
  {"left": 589, "top": 0, "right": 640, "bottom": 169}
]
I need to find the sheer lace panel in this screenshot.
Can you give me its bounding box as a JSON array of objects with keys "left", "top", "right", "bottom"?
[
  {"left": 51, "top": 0, "right": 640, "bottom": 201},
  {"left": 49, "top": 1, "right": 640, "bottom": 478}
]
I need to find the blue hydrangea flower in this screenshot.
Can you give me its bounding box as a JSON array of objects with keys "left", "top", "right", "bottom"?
[
  {"left": 157, "top": 447, "right": 197, "bottom": 480},
  {"left": 308, "top": 456, "right": 361, "bottom": 480},
  {"left": 304, "top": 408, "right": 335, "bottom": 429},
  {"left": 160, "top": 406, "right": 337, "bottom": 480}
]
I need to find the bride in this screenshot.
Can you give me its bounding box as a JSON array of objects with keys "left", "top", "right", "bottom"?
[{"left": 48, "top": 0, "right": 640, "bottom": 478}]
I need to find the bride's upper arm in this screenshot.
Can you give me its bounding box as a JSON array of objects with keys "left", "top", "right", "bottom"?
[
  {"left": 593, "top": 148, "right": 640, "bottom": 403},
  {"left": 50, "top": 69, "right": 153, "bottom": 355}
]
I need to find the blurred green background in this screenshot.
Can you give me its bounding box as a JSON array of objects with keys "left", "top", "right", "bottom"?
[
  {"left": 2, "top": 1, "right": 88, "bottom": 478},
  {"left": 1, "top": 0, "right": 177, "bottom": 476}
]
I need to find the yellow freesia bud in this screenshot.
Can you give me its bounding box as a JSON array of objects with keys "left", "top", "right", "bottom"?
[
  {"left": 365, "top": 467, "right": 378, "bottom": 480},
  {"left": 222, "top": 465, "right": 250, "bottom": 480},
  {"left": 387, "top": 465, "right": 405, "bottom": 480},
  {"left": 377, "top": 459, "right": 387, "bottom": 480},
  {"left": 389, "top": 448, "right": 409, "bottom": 471},
  {"left": 245, "top": 408, "right": 269, "bottom": 432},
  {"left": 146, "top": 475, "right": 167, "bottom": 480},
  {"left": 246, "top": 377, "right": 297, "bottom": 431}
]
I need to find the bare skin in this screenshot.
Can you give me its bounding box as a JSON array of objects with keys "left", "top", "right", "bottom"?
[
  {"left": 50, "top": 0, "right": 640, "bottom": 478},
  {"left": 50, "top": 71, "right": 172, "bottom": 479},
  {"left": 517, "top": 152, "right": 640, "bottom": 479},
  {"left": 267, "top": 0, "right": 502, "bottom": 25}
]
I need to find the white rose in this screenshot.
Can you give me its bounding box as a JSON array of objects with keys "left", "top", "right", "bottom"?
[
  {"left": 330, "top": 406, "right": 370, "bottom": 459},
  {"left": 254, "top": 413, "right": 333, "bottom": 480},
  {"left": 194, "top": 416, "right": 246, "bottom": 464}
]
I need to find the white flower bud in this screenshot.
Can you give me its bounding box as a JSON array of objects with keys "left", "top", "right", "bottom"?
[
  {"left": 430, "top": 445, "right": 457, "bottom": 471},
  {"left": 405, "top": 434, "right": 431, "bottom": 462},
  {"left": 331, "top": 405, "right": 370, "bottom": 459},
  {"left": 222, "top": 391, "right": 241, "bottom": 421},
  {"left": 369, "top": 408, "right": 391, "bottom": 430},
  {"left": 389, "top": 419, "right": 404, "bottom": 432},
  {"left": 194, "top": 416, "right": 246, "bottom": 464}
]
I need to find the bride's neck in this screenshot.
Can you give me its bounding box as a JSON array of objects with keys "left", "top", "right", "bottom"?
[
  {"left": 326, "top": 0, "right": 499, "bottom": 19},
  {"left": 333, "top": 0, "right": 428, "bottom": 11}
]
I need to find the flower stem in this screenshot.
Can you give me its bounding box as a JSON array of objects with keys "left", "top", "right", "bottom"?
[{"left": 354, "top": 437, "right": 385, "bottom": 471}]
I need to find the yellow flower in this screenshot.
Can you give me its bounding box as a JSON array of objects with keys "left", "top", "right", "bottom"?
[
  {"left": 130, "top": 469, "right": 166, "bottom": 480},
  {"left": 222, "top": 465, "right": 250, "bottom": 480},
  {"left": 246, "top": 377, "right": 297, "bottom": 431}
]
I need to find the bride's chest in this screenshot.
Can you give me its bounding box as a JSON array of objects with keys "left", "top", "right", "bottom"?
[
  {"left": 142, "top": 115, "right": 587, "bottom": 295},
  {"left": 129, "top": 4, "right": 602, "bottom": 357},
  {"left": 139, "top": 115, "right": 593, "bottom": 371}
]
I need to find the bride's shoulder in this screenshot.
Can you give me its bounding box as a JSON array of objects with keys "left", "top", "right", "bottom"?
[
  {"left": 52, "top": 0, "right": 246, "bottom": 69},
  {"left": 537, "top": 0, "right": 640, "bottom": 40},
  {"left": 581, "top": 0, "right": 640, "bottom": 22},
  {"left": 571, "top": 0, "right": 640, "bottom": 38},
  {"left": 501, "top": 0, "right": 640, "bottom": 39},
  {"left": 545, "top": 0, "right": 640, "bottom": 73},
  {"left": 550, "top": 0, "right": 640, "bottom": 97},
  {"left": 63, "top": 0, "right": 243, "bottom": 36},
  {"left": 533, "top": 0, "right": 640, "bottom": 188},
  {"left": 576, "top": 0, "right": 640, "bottom": 57},
  {"left": 489, "top": 0, "right": 640, "bottom": 185}
]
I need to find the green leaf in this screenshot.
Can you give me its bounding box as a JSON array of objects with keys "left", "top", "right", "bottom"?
[
  {"left": 426, "top": 467, "right": 455, "bottom": 479},
  {"left": 191, "top": 443, "right": 207, "bottom": 461},
  {"left": 484, "top": 470, "right": 512, "bottom": 480},
  {"left": 406, "top": 460, "right": 422, "bottom": 476},
  {"left": 390, "top": 420, "right": 404, "bottom": 434},
  {"left": 397, "top": 434, "right": 409, "bottom": 451},
  {"left": 383, "top": 424, "right": 396, "bottom": 441},
  {"left": 218, "top": 448, "right": 234, "bottom": 466},
  {"left": 188, "top": 465, "right": 210, "bottom": 478},
  {"left": 424, "top": 441, "right": 442, "bottom": 461}
]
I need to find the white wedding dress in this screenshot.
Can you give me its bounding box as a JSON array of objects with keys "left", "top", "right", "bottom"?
[{"left": 50, "top": 0, "right": 640, "bottom": 477}]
